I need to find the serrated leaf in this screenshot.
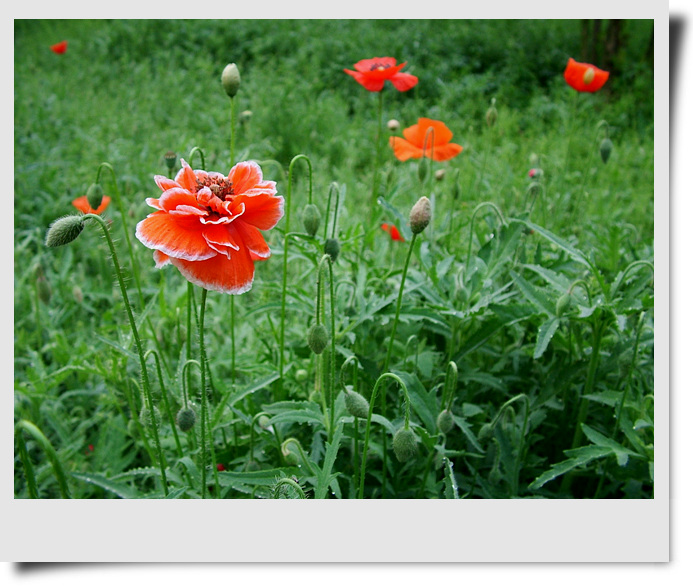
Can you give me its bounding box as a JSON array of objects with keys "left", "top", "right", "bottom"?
[
  {"left": 393, "top": 370, "right": 437, "bottom": 434},
  {"left": 72, "top": 472, "right": 138, "bottom": 499},
  {"left": 443, "top": 458, "right": 459, "bottom": 499},
  {"left": 534, "top": 317, "right": 560, "bottom": 359},
  {"left": 510, "top": 270, "right": 555, "bottom": 316},
  {"left": 516, "top": 219, "right": 591, "bottom": 268},
  {"left": 314, "top": 420, "right": 344, "bottom": 499},
  {"left": 528, "top": 445, "right": 612, "bottom": 490}
]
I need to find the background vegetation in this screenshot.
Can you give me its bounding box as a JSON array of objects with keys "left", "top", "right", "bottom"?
[{"left": 14, "top": 19, "right": 654, "bottom": 499}]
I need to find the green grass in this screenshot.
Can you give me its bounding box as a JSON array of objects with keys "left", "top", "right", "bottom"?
[{"left": 14, "top": 19, "right": 654, "bottom": 499}]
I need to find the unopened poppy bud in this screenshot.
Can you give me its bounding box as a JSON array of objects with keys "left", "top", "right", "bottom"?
[
  {"left": 45, "top": 215, "right": 85, "bottom": 247},
  {"left": 239, "top": 110, "right": 253, "bottom": 124},
  {"left": 307, "top": 323, "right": 329, "bottom": 355},
  {"left": 302, "top": 203, "right": 320, "bottom": 237},
  {"left": 258, "top": 414, "right": 271, "bottom": 430},
  {"left": 417, "top": 158, "right": 428, "bottom": 183},
  {"left": 36, "top": 272, "right": 51, "bottom": 305},
  {"left": 528, "top": 168, "right": 543, "bottom": 179},
  {"left": 486, "top": 98, "right": 498, "bottom": 127},
  {"left": 324, "top": 238, "right": 340, "bottom": 262},
  {"left": 583, "top": 67, "right": 595, "bottom": 85},
  {"left": 435, "top": 169, "right": 446, "bottom": 181},
  {"left": 164, "top": 151, "right": 177, "bottom": 171},
  {"left": 393, "top": 427, "right": 418, "bottom": 462},
  {"left": 556, "top": 292, "right": 571, "bottom": 317},
  {"left": 281, "top": 439, "right": 302, "bottom": 465},
  {"left": 345, "top": 389, "right": 370, "bottom": 420},
  {"left": 599, "top": 138, "right": 613, "bottom": 164},
  {"left": 529, "top": 152, "right": 540, "bottom": 167},
  {"left": 221, "top": 63, "right": 241, "bottom": 98},
  {"left": 176, "top": 407, "right": 196, "bottom": 432},
  {"left": 436, "top": 409, "right": 455, "bottom": 434},
  {"left": 409, "top": 196, "right": 431, "bottom": 234},
  {"left": 86, "top": 183, "right": 104, "bottom": 211},
  {"left": 479, "top": 422, "right": 494, "bottom": 441},
  {"left": 387, "top": 119, "right": 400, "bottom": 132},
  {"left": 295, "top": 368, "right": 308, "bottom": 383}
]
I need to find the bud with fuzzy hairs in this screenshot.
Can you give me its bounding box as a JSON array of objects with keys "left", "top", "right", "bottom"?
[
  {"left": 86, "top": 183, "right": 104, "bottom": 211},
  {"left": 324, "top": 238, "right": 340, "bottom": 262},
  {"left": 345, "top": 388, "right": 370, "bottom": 420},
  {"left": 164, "top": 151, "right": 177, "bottom": 172},
  {"left": 176, "top": 407, "right": 196, "bottom": 432},
  {"left": 393, "top": 427, "right": 418, "bottom": 462},
  {"left": 387, "top": 119, "right": 400, "bottom": 132},
  {"left": 599, "top": 138, "right": 613, "bottom": 164},
  {"left": 409, "top": 196, "right": 431, "bottom": 235},
  {"left": 307, "top": 323, "right": 329, "bottom": 355},
  {"left": 302, "top": 203, "right": 321, "bottom": 237},
  {"left": 221, "top": 63, "right": 241, "bottom": 98},
  {"left": 436, "top": 409, "right": 455, "bottom": 434},
  {"left": 45, "top": 215, "right": 86, "bottom": 247}
]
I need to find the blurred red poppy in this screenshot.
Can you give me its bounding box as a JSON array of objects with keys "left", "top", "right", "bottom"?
[
  {"left": 51, "top": 41, "right": 68, "bottom": 54},
  {"left": 389, "top": 118, "right": 463, "bottom": 162},
  {"left": 344, "top": 57, "right": 418, "bottom": 92},
  {"left": 381, "top": 223, "right": 405, "bottom": 242},
  {"left": 216, "top": 463, "right": 225, "bottom": 471},
  {"left": 72, "top": 195, "right": 111, "bottom": 215},
  {"left": 563, "top": 58, "right": 609, "bottom": 93}
]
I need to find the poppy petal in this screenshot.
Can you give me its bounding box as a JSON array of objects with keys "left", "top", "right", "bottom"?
[
  {"left": 154, "top": 175, "right": 179, "bottom": 192},
  {"left": 135, "top": 212, "right": 216, "bottom": 261},
  {"left": 232, "top": 193, "right": 284, "bottom": 230},
  {"left": 169, "top": 248, "right": 255, "bottom": 295},
  {"left": 344, "top": 69, "right": 386, "bottom": 92},
  {"left": 353, "top": 57, "right": 398, "bottom": 72},
  {"left": 432, "top": 142, "right": 464, "bottom": 162},
  {"left": 203, "top": 223, "right": 240, "bottom": 258},
  {"left": 389, "top": 136, "right": 423, "bottom": 161},
  {"left": 390, "top": 72, "right": 418, "bottom": 92},
  {"left": 175, "top": 160, "right": 199, "bottom": 191},
  {"left": 231, "top": 221, "right": 271, "bottom": 260},
  {"left": 72, "top": 195, "right": 111, "bottom": 215}
]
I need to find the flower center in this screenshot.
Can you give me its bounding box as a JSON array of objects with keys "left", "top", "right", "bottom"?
[
  {"left": 195, "top": 176, "right": 235, "bottom": 200},
  {"left": 371, "top": 63, "right": 391, "bottom": 71}
]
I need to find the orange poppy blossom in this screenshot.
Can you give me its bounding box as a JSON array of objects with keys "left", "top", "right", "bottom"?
[
  {"left": 344, "top": 57, "right": 418, "bottom": 92},
  {"left": 381, "top": 223, "right": 405, "bottom": 242},
  {"left": 563, "top": 58, "right": 609, "bottom": 93},
  {"left": 389, "top": 118, "right": 463, "bottom": 162},
  {"left": 50, "top": 40, "right": 68, "bottom": 54},
  {"left": 135, "top": 159, "right": 284, "bottom": 295},
  {"left": 72, "top": 194, "right": 111, "bottom": 215}
]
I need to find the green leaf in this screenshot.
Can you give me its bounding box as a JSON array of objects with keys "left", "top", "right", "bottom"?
[
  {"left": 393, "top": 370, "right": 437, "bottom": 434},
  {"left": 510, "top": 270, "right": 555, "bottom": 317},
  {"left": 515, "top": 219, "right": 591, "bottom": 268},
  {"left": 314, "top": 420, "right": 344, "bottom": 499},
  {"left": 443, "top": 457, "right": 459, "bottom": 499},
  {"left": 528, "top": 445, "right": 612, "bottom": 491},
  {"left": 72, "top": 472, "right": 138, "bottom": 499},
  {"left": 581, "top": 424, "right": 637, "bottom": 467},
  {"left": 534, "top": 317, "right": 560, "bottom": 359},
  {"left": 265, "top": 401, "right": 325, "bottom": 427},
  {"left": 212, "top": 370, "right": 285, "bottom": 428}
]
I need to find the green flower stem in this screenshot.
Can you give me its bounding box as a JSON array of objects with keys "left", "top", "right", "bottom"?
[
  {"left": 442, "top": 360, "right": 458, "bottom": 411},
  {"left": 198, "top": 288, "right": 221, "bottom": 498},
  {"left": 279, "top": 154, "right": 312, "bottom": 400},
  {"left": 84, "top": 213, "right": 168, "bottom": 495},
  {"left": 229, "top": 95, "right": 237, "bottom": 168},
  {"left": 323, "top": 182, "right": 340, "bottom": 241},
  {"left": 188, "top": 146, "right": 205, "bottom": 169},
  {"left": 610, "top": 261, "right": 655, "bottom": 300},
  {"left": 465, "top": 201, "right": 506, "bottom": 271},
  {"left": 368, "top": 90, "right": 385, "bottom": 240},
  {"left": 317, "top": 254, "right": 337, "bottom": 438},
  {"left": 228, "top": 96, "right": 238, "bottom": 393},
  {"left": 15, "top": 424, "right": 39, "bottom": 498},
  {"left": 612, "top": 312, "right": 646, "bottom": 437},
  {"left": 358, "top": 372, "right": 410, "bottom": 499},
  {"left": 144, "top": 349, "right": 183, "bottom": 459},
  {"left": 15, "top": 420, "right": 71, "bottom": 498}
]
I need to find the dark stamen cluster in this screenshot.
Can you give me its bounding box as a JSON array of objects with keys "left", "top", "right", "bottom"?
[
  {"left": 369, "top": 62, "right": 391, "bottom": 71},
  {"left": 196, "top": 176, "right": 235, "bottom": 200}
]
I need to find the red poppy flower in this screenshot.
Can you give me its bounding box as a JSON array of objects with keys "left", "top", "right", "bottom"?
[
  {"left": 216, "top": 463, "right": 226, "bottom": 472},
  {"left": 135, "top": 159, "right": 284, "bottom": 295},
  {"left": 344, "top": 57, "right": 418, "bottom": 92},
  {"left": 389, "top": 118, "right": 463, "bottom": 162},
  {"left": 72, "top": 195, "right": 111, "bottom": 215},
  {"left": 51, "top": 40, "right": 68, "bottom": 54},
  {"left": 381, "top": 223, "right": 405, "bottom": 242},
  {"left": 563, "top": 58, "right": 609, "bottom": 93}
]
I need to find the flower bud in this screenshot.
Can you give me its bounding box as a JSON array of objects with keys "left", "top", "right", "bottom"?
[
  {"left": 583, "top": 67, "right": 595, "bottom": 85},
  {"left": 176, "top": 407, "right": 196, "bottom": 432},
  {"left": 258, "top": 414, "right": 271, "bottom": 430},
  {"left": 307, "top": 323, "right": 329, "bottom": 355},
  {"left": 435, "top": 169, "right": 446, "bottom": 182},
  {"left": 387, "top": 119, "right": 400, "bottom": 132},
  {"left": 599, "top": 138, "right": 613, "bottom": 164},
  {"left": 485, "top": 98, "right": 498, "bottom": 127},
  {"left": 239, "top": 110, "right": 253, "bottom": 124},
  {"left": 409, "top": 196, "right": 431, "bottom": 235},
  {"left": 345, "top": 388, "right": 370, "bottom": 419},
  {"left": 528, "top": 168, "right": 543, "bottom": 179},
  {"left": 86, "top": 183, "right": 104, "bottom": 211},
  {"left": 417, "top": 158, "right": 428, "bottom": 183},
  {"left": 164, "top": 151, "right": 177, "bottom": 172},
  {"left": 302, "top": 203, "right": 321, "bottom": 237},
  {"left": 393, "top": 427, "right": 418, "bottom": 462},
  {"left": 140, "top": 406, "right": 162, "bottom": 431},
  {"left": 295, "top": 368, "right": 308, "bottom": 383},
  {"left": 436, "top": 409, "right": 455, "bottom": 434},
  {"left": 221, "top": 63, "right": 241, "bottom": 98},
  {"left": 34, "top": 265, "right": 51, "bottom": 305},
  {"left": 45, "top": 215, "right": 85, "bottom": 247},
  {"left": 324, "top": 238, "right": 340, "bottom": 262},
  {"left": 478, "top": 422, "right": 494, "bottom": 441},
  {"left": 72, "top": 285, "right": 84, "bottom": 304},
  {"left": 281, "top": 439, "right": 302, "bottom": 465}
]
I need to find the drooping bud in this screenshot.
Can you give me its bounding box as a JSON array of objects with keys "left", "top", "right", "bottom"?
[
  {"left": 176, "top": 407, "right": 196, "bottom": 432},
  {"left": 417, "top": 158, "right": 428, "bottom": 183},
  {"left": 583, "top": 67, "right": 595, "bottom": 85},
  {"left": 281, "top": 438, "right": 302, "bottom": 465},
  {"left": 86, "top": 183, "right": 104, "bottom": 211},
  {"left": 164, "top": 151, "right": 177, "bottom": 172},
  {"left": 324, "top": 238, "right": 340, "bottom": 262},
  {"left": 295, "top": 368, "right": 308, "bottom": 383},
  {"left": 478, "top": 422, "right": 494, "bottom": 441},
  {"left": 485, "top": 98, "right": 498, "bottom": 127},
  {"left": 345, "top": 388, "right": 370, "bottom": 420},
  {"left": 302, "top": 203, "right": 321, "bottom": 237},
  {"left": 221, "top": 63, "right": 241, "bottom": 98},
  {"left": 599, "top": 138, "right": 613, "bottom": 164},
  {"left": 387, "top": 119, "right": 400, "bottom": 132},
  {"left": 392, "top": 427, "right": 418, "bottom": 462},
  {"left": 45, "top": 215, "right": 86, "bottom": 247},
  {"left": 257, "top": 414, "right": 272, "bottom": 430},
  {"left": 436, "top": 409, "right": 455, "bottom": 434},
  {"left": 307, "top": 323, "right": 329, "bottom": 355},
  {"left": 409, "top": 196, "right": 431, "bottom": 235}
]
